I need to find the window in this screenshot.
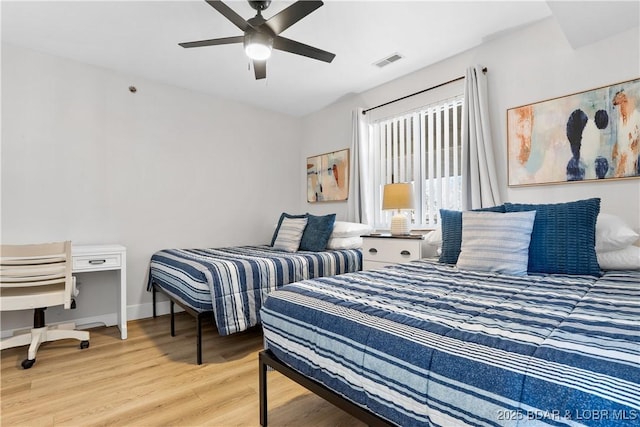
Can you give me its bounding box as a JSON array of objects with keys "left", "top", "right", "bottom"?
[{"left": 369, "top": 95, "right": 464, "bottom": 229}]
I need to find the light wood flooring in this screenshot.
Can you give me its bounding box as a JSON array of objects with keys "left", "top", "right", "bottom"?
[{"left": 1, "top": 313, "right": 365, "bottom": 427}]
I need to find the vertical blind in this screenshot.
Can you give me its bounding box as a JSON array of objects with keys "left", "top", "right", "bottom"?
[{"left": 370, "top": 95, "right": 464, "bottom": 228}]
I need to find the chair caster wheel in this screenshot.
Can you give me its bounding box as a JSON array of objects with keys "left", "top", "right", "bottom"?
[
  {"left": 22, "top": 359, "right": 35, "bottom": 369},
  {"left": 80, "top": 340, "right": 90, "bottom": 349}
]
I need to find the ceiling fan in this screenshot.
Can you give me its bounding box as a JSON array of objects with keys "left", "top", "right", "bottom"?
[{"left": 179, "top": 0, "right": 336, "bottom": 80}]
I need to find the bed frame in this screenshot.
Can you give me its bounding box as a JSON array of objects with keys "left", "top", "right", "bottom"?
[
  {"left": 151, "top": 282, "right": 212, "bottom": 365},
  {"left": 258, "top": 349, "right": 394, "bottom": 427}
]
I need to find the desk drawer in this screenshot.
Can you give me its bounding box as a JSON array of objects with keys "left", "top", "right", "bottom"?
[{"left": 73, "top": 253, "right": 121, "bottom": 271}]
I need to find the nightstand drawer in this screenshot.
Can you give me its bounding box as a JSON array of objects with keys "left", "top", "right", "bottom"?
[
  {"left": 72, "top": 253, "right": 121, "bottom": 272},
  {"left": 362, "top": 238, "right": 422, "bottom": 264}
]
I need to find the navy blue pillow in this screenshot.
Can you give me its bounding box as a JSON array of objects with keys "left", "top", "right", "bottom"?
[
  {"left": 299, "top": 213, "right": 337, "bottom": 251},
  {"left": 271, "top": 213, "right": 307, "bottom": 246},
  {"left": 504, "top": 198, "right": 601, "bottom": 276},
  {"left": 439, "top": 205, "right": 506, "bottom": 264}
]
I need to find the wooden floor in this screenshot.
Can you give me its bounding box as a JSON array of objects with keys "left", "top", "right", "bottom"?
[{"left": 1, "top": 313, "right": 365, "bottom": 427}]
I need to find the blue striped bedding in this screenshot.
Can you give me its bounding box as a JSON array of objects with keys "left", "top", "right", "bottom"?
[
  {"left": 261, "top": 260, "right": 640, "bottom": 426},
  {"left": 147, "top": 245, "right": 361, "bottom": 336}
]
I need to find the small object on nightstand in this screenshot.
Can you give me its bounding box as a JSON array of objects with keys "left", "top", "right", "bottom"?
[{"left": 382, "top": 183, "right": 415, "bottom": 235}]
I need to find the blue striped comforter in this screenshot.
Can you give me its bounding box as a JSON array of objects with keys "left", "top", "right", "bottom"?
[
  {"left": 147, "top": 246, "right": 361, "bottom": 336},
  {"left": 261, "top": 260, "right": 640, "bottom": 426}
]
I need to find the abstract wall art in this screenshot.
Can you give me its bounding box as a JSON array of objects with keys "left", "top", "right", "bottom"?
[
  {"left": 507, "top": 78, "right": 640, "bottom": 186},
  {"left": 307, "top": 148, "right": 349, "bottom": 202}
]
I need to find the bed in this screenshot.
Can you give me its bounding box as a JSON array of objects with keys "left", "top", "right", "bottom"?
[
  {"left": 147, "top": 245, "right": 362, "bottom": 364},
  {"left": 258, "top": 200, "right": 640, "bottom": 426},
  {"left": 260, "top": 260, "right": 640, "bottom": 426}
]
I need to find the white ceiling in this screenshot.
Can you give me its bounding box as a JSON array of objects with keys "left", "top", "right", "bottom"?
[{"left": 1, "top": 1, "right": 638, "bottom": 117}]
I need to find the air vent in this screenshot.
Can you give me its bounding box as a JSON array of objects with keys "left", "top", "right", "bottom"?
[{"left": 374, "top": 53, "right": 403, "bottom": 68}]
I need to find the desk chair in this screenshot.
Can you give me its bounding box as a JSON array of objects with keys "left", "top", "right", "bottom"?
[{"left": 0, "top": 241, "right": 89, "bottom": 369}]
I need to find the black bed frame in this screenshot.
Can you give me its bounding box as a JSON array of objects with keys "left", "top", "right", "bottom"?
[
  {"left": 151, "top": 282, "right": 212, "bottom": 365},
  {"left": 259, "top": 349, "right": 394, "bottom": 427},
  {"left": 152, "top": 282, "right": 393, "bottom": 424}
]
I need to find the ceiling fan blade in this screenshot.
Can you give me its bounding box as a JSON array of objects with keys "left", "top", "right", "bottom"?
[
  {"left": 254, "top": 60, "right": 266, "bottom": 80},
  {"left": 205, "top": 0, "right": 253, "bottom": 32},
  {"left": 265, "top": 0, "right": 323, "bottom": 35},
  {"left": 273, "top": 36, "right": 335, "bottom": 63},
  {"left": 179, "top": 36, "right": 244, "bottom": 48}
]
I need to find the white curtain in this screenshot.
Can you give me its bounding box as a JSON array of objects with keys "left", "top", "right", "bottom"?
[
  {"left": 347, "top": 108, "right": 372, "bottom": 225},
  {"left": 461, "top": 65, "right": 501, "bottom": 209}
]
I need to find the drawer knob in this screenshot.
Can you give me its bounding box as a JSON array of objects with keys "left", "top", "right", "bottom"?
[
  {"left": 89, "top": 259, "right": 106, "bottom": 265},
  {"left": 368, "top": 248, "right": 378, "bottom": 254},
  {"left": 400, "top": 250, "right": 411, "bottom": 256}
]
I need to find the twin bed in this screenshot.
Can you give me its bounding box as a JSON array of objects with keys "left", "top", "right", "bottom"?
[
  {"left": 148, "top": 245, "right": 361, "bottom": 363},
  {"left": 147, "top": 202, "right": 639, "bottom": 426}
]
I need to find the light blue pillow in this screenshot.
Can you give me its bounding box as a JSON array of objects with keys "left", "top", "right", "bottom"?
[
  {"left": 272, "top": 217, "right": 308, "bottom": 252},
  {"left": 299, "top": 213, "right": 336, "bottom": 251},
  {"left": 504, "top": 198, "right": 601, "bottom": 276},
  {"left": 456, "top": 211, "right": 537, "bottom": 276},
  {"left": 439, "top": 205, "right": 506, "bottom": 264}
]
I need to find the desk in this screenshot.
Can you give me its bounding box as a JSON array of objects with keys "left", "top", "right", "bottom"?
[{"left": 72, "top": 244, "right": 127, "bottom": 339}]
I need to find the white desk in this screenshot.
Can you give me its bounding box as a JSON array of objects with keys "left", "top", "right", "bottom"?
[{"left": 72, "top": 244, "right": 127, "bottom": 339}]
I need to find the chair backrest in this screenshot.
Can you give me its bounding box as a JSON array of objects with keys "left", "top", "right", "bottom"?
[{"left": 0, "top": 241, "right": 73, "bottom": 310}]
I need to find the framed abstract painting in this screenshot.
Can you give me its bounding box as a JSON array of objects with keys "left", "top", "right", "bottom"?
[
  {"left": 507, "top": 77, "right": 640, "bottom": 186},
  {"left": 307, "top": 148, "right": 349, "bottom": 202}
]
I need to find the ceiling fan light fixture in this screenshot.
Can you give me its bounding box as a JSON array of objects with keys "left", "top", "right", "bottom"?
[
  {"left": 244, "top": 31, "right": 273, "bottom": 60},
  {"left": 179, "top": 0, "right": 335, "bottom": 79}
]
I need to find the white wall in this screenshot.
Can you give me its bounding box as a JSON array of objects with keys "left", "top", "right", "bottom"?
[
  {"left": 1, "top": 44, "right": 301, "bottom": 332},
  {"left": 2, "top": 15, "right": 639, "bottom": 334},
  {"left": 300, "top": 17, "right": 640, "bottom": 231}
]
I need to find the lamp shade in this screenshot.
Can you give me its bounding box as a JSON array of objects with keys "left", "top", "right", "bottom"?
[{"left": 382, "top": 183, "right": 414, "bottom": 210}]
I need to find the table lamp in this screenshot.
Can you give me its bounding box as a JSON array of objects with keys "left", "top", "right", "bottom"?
[{"left": 382, "top": 183, "right": 414, "bottom": 235}]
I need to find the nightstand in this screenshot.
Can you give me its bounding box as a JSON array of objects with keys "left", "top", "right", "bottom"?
[{"left": 361, "top": 234, "right": 426, "bottom": 271}]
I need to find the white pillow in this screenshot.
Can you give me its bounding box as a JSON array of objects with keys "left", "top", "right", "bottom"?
[
  {"left": 272, "top": 217, "right": 308, "bottom": 252},
  {"left": 596, "top": 213, "right": 639, "bottom": 252},
  {"left": 425, "top": 227, "right": 442, "bottom": 246},
  {"left": 420, "top": 228, "right": 442, "bottom": 257},
  {"left": 330, "top": 221, "right": 372, "bottom": 238},
  {"left": 597, "top": 245, "right": 640, "bottom": 270},
  {"left": 456, "top": 210, "right": 537, "bottom": 276},
  {"left": 326, "top": 236, "right": 363, "bottom": 250}
]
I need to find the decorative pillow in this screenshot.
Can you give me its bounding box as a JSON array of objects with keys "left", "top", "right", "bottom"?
[
  {"left": 330, "top": 221, "right": 372, "bottom": 238},
  {"left": 456, "top": 211, "right": 537, "bottom": 276},
  {"left": 271, "top": 213, "right": 307, "bottom": 246},
  {"left": 326, "top": 236, "right": 363, "bottom": 250},
  {"left": 272, "top": 217, "right": 308, "bottom": 252},
  {"left": 596, "top": 213, "right": 639, "bottom": 252},
  {"left": 597, "top": 245, "right": 640, "bottom": 270},
  {"left": 504, "top": 198, "right": 601, "bottom": 276},
  {"left": 439, "top": 205, "right": 506, "bottom": 264},
  {"left": 299, "top": 213, "right": 337, "bottom": 251}
]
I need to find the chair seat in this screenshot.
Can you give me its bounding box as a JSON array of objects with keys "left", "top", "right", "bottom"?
[{"left": 1, "top": 283, "right": 67, "bottom": 310}]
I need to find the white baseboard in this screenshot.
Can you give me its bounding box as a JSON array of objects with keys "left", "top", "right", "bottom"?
[
  {"left": 127, "top": 300, "right": 184, "bottom": 321},
  {"left": 0, "top": 302, "right": 184, "bottom": 339}
]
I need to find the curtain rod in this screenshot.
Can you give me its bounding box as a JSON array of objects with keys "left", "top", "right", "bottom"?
[{"left": 362, "top": 67, "right": 487, "bottom": 115}]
